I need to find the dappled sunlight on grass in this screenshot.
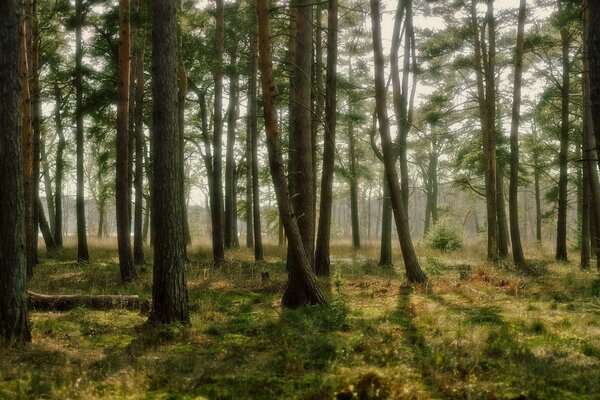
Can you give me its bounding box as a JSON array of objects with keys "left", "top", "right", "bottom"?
[{"left": 1, "top": 243, "right": 599, "bottom": 398}]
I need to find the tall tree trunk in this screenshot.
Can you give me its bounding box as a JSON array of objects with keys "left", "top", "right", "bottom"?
[
  {"left": 53, "top": 83, "right": 65, "bottom": 248},
  {"left": 287, "top": 0, "right": 315, "bottom": 273},
  {"left": 583, "top": 0, "right": 600, "bottom": 267},
  {"left": 75, "top": 0, "right": 90, "bottom": 263},
  {"left": 534, "top": 155, "right": 542, "bottom": 243},
  {"left": 225, "top": 42, "right": 240, "bottom": 249},
  {"left": 348, "top": 110, "right": 360, "bottom": 249},
  {"left": 249, "top": 10, "right": 263, "bottom": 260},
  {"left": 370, "top": 114, "right": 393, "bottom": 266},
  {"left": 245, "top": 115, "right": 253, "bottom": 249},
  {"left": 370, "top": 0, "right": 426, "bottom": 283},
  {"left": 256, "top": 0, "right": 328, "bottom": 308},
  {"left": 21, "top": 15, "right": 35, "bottom": 277},
  {"left": 471, "top": 0, "right": 498, "bottom": 261},
  {"left": 556, "top": 0, "right": 570, "bottom": 261},
  {"left": 589, "top": 0, "right": 600, "bottom": 163},
  {"left": 150, "top": 0, "right": 189, "bottom": 324},
  {"left": 133, "top": 17, "right": 145, "bottom": 265},
  {"left": 116, "top": 0, "right": 137, "bottom": 282},
  {"left": 314, "top": 0, "right": 338, "bottom": 276},
  {"left": 178, "top": 66, "right": 191, "bottom": 247},
  {"left": 0, "top": 0, "right": 32, "bottom": 345},
  {"left": 509, "top": 0, "right": 526, "bottom": 267},
  {"left": 30, "top": 0, "right": 42, "bottom": 264},
  {"left": 497, "top": 162, "right": 509, "bottom": 258},
  {"left": 211, "top": 0, "right": 225, "bottom": 263},
  {"left": 390, "top": 0, "right": 416, "bottom": 212},
  {"left": 311, "top": 3, "right": 324, "bottom": 235}
]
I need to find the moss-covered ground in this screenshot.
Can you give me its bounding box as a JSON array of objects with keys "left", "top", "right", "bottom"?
[{"left": 2, "top": 240, "right": 600, "bottom": 399}]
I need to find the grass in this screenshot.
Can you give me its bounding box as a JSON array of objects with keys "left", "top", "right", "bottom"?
[{"left": 1, "top": 240, "right": 600, "bottom": 399}]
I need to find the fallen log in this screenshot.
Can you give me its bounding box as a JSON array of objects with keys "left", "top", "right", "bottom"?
[{"left": 28, "top": 291, "right": 143, "bottom": 311}]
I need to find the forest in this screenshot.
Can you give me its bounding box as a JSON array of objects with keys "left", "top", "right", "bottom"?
[{"left": 1, "top": 0, "right": 600, "bottom": 398}]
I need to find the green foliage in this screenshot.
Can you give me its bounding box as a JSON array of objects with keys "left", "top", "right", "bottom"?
[{"left": 424, "top": 221, "right": 463, "bottom": 252}]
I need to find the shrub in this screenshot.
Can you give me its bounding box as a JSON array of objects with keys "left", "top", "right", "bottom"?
[{"left": 424, "top": 221, "right": 463, "bottom": 252}]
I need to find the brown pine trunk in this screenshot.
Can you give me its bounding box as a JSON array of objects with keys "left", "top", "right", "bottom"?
[
  {"left": 287, "top": 0, "right": 315, "bottom": 273},
  {"left": 0, "top": 0, "right": 32, "bottom": 345},
  {"left": 225, "top": 41, "right": 240, "bottom": 249},
  {"left": 249, "top": 11, "right": 263, "bottom": 260},
  {"left": 21, "top": 16, "right": 35, "bottom": 277},
  {"left": 75, "top": 0, "right": 90, "bottom": 263},
  {"left": 116, "top": 0, "right": 137, "bottom": 282},
  {"left": 150, "top": 0, "right": 189, "bottom": 324},
  {"left": 370, "top": 0, "right": 426, "bottom": 283},
  {"left": 256, "top": 0, "right": 327, "bottom": 308},
  {"left": 53, "top": 83, "right": 65, "bottom": 248},
  {"left": 471, "top": 0, "right": 498, "bottom": 261},
  {"left": 348, "top": 110, "right": 360, "bottom": 249},
  {"left": 211, "top": 0, "right": 226, "bottom": 263},
  {"left": 133, "top": 12, "right": 145, "bottom": 265},
  {"left": 509, "top": 0, "right": 526, "bottom": 267},
  {"left": 555, "top": 0, "right": 569, "bottom": 261},
  {"left": 583, "top": 0, "right": 600, "bottom": 267},
  {"left": 497, "top": 162, "right": 509, "bottom": 259},
  {"left": 314, "top": 0, "right": 338, "bottom": 276}
]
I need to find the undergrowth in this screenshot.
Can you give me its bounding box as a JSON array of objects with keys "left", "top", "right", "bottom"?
[{"left": 1, "top": 242, "right": 599, "bottom": 399}]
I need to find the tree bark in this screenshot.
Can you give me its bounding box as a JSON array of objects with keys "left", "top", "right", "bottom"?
[
  {"left": 471, "top": 0, "right": 498, "bottom": 261},
  {"left": 555, "top": 0, "right": 569, "bottom": 261},
  {"left": 287, "top": 0, "right": 315, "bottom": 273},
  {"left": 133, "top": 13, "right": 145, "bottom": 265},
  {"left": 21, "top": 15, "right": 35, "bottom": 277},
  {"left": 211, "top": 0, "right": 226, "bottom": 263},
  {"left": 116, "top": 0, "right": 138, "bottom": 282},
  {"left": 583, "top": 0, "right": 600, "bottom": 267},
  {"left": 370, "top": 0, "right": 426, "bottom": 283},
  {"left": 314, "top": 0, "right": 338, "bottom": 276},
  {"left": 256, "top": 0, "right": 328, "bottom": 308},
  {"left": 497, "top": 162, "right": 509, "bottom": 258},
  {"left": 225, "top": 40, "right": 240, "bottom": 249},
  {"left": 249, "top": 10, "right": 263, "bottom": 260},
  {"left": 53, "top": 83, "right": 65, "bottom": 248},
  {"left": 509, "top": 0, "right": 526, "bottom": 267},
  {"left": 75, "top": 0, "right": 90, "bottom": 263},
  {"left": 150, "top": 0, "right": 189, "bottom": 324},
  {"left": 348, "top": 108, "right": 360, "bottom": 249},
  {"left": 0, "top": 0, "right": 32, "bottom": 345}
]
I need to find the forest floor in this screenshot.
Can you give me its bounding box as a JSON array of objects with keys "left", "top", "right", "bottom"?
[{"left": 1, "top": 240, "right": 600, "bottom": 399}]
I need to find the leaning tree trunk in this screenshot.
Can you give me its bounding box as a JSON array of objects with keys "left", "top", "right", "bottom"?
[
  {"left": 556, "top": 1, "right": 570, "bottom": 262},
  {"left": 0, "top": 0, "right": 32, "bottom": 345},
  {"left": 75, "top": 0, "right": 89, "bottom": 263},
  {"left": 116, "top": 0, "right": 138, "bottom": 282},
  {"left": 256, "top": 0, "right": 328, "bottom": 308},
  {"left": 314, "top": 0, "right": 338, "bottom": 276},
  {"left": 370, "top": 0, "right": 426, "bottom": 283},
  {"left": 149, "top": 0, "right": 189, "bottom": 324},
  {"left": 509, "top": 0, "right": 526, "bottom": 268}
]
